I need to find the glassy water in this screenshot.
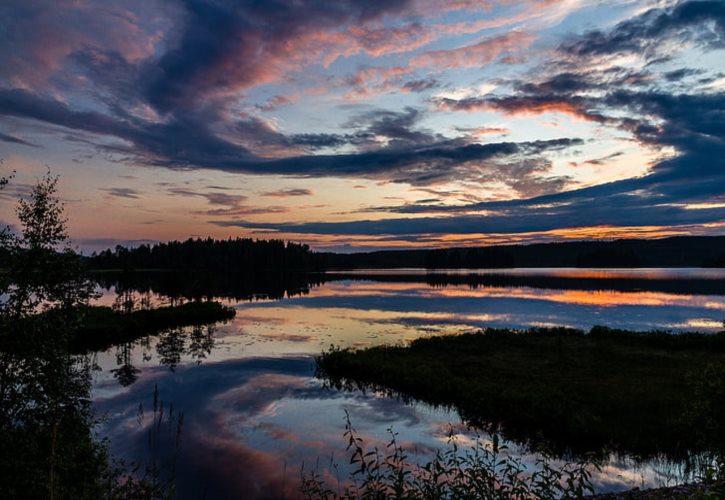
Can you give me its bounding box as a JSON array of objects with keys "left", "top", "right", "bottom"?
[{"left": 90, "top": 269, "right": 725, "bottom": 498}]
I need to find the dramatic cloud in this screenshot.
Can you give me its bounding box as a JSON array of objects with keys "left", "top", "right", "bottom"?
[
  {"left": 215, "top": 200, "right": 724, "bottom": 237},
  {"left": 0, "top": 89, "right": 579, "bottom": 190},
  {"left": 561, "top": 0, "right": 725, "bottom": 58},
  {"left": 0, "top": 0, "right": 723, "bottom": 245},
  {"left": 208, "top": 1, "right": 724, "bottom": 239}
]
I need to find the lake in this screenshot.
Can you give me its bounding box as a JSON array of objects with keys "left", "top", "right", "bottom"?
[{"left": 90, "top": 268, "right": 725, "bottom": 498}]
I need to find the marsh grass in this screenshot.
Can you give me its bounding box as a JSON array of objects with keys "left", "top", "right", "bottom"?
[
  {"left": 102, "top": 384, "right": 183, "bottom": 499},
  {"left": 300, "top": 411, "right": 597, "bottom": 499},
  {"left": 316, "top": 326, "right": 725, "bottom": 458}
]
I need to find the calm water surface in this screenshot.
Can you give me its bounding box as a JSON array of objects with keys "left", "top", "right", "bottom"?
[{"left": 91, "top": 268, "right": 725, "bottom": 498}]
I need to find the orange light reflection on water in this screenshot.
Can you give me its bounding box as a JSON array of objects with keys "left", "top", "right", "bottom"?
[{"left": 315, "top": 281, "right": 724, "bottom": 310}]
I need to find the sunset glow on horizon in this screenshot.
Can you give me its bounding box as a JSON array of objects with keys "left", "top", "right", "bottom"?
[{"left": 0, "top": 0, "right": 723, "bottom": 252}]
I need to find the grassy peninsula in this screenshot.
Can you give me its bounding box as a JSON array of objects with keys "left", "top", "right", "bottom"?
[
  {"left": 71, "top": 301, "right": 236, "bottom": 352},
  {"left": 317, "top": 326, "right": 725, "bottom": 457}
]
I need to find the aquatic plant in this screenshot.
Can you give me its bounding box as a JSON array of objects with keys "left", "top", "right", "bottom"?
[{"left": 300, "top": 411, "right": 597, "bottom": 499}]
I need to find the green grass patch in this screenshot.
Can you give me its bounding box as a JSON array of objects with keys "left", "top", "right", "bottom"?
[{"left": 317, "top": 326, "right": 725, "bottom": 458}]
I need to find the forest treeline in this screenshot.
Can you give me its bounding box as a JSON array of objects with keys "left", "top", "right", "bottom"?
[
  {"left": 89, "top": 238, "right": 324, "bottom": 271},
  {"left": 322, "top": 236, "right": 725, "bottom": 269},
  {"left": 87, "top": 235, "right": 725, "bottom": 271}
]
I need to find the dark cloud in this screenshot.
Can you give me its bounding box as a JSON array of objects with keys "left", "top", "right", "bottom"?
[
  {"left": 420, "top": 2, "right": 725, "bottom": 237},
  {"left": 167, "top": 186, "right": 289, "bottom": 216},
  {"left": 0, "top": 0, "right": 162, "bottom": 91},
  {"left": 435, "top": 92, "right": 611, "bottom": 123},
  {"left": 214, "top": 199, "right": 724, "bottom": 236},
  {"left": 344, "top": 106, "right": 440, "bottom": 149},
  {"left": 169, "top": 187, "right": 245, "bottom": 206},
  {"left": 142, "top": 0, "right": 413, "bottom": 112},
  {"left": 0, "top": 89, "right": 580, "bottom": 190},
  {"left": 204, "top": 1, "right": 725, "bottom": 237},
  {"left": 663, "top": 68, "right": 702, "bottom": 81},
  {"left": 401, "top": 78, "right": 440, "bottom": 92},
  {"left": 0, "top": 89, "right": 131, "bottom": 139},
  {"left": 261, "top": 189, "right": 313, "bottom": 197},
  {"left": 103, "top": 187, "right": 141, "bottom": 199},
  {"left": 0, "top": 181, "right": 33, "bottom": 202},
  {"left": 0, "top": 0, "right": 723, "bottom": 239},
  {"left": 0, "top": 0, "right": 589, "bottom": 201},
  {"left": 237, "top": 132, "right": 723, "bottom": 236},
  {"left": 205, "top": 205, "right": 289, "bottom": 216},
  {"left": 560, "top": 0, "right": 725, "bottom": 58},
  {"left": 572, "top": 151, "right": 624, "bottom": 167},
  {"left": 0, "top": 131, "right": 37, "bottom": 147}
]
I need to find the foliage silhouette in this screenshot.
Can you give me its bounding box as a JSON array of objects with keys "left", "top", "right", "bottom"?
[
  {"left": 300, "top": 411, "right": 598, "bottom": 499},
  {"left": 90, "top": 237, "right": 323, "bottom": 272},
  {"left": 0, "top": 170, "right": 175, "bottom": 497}
]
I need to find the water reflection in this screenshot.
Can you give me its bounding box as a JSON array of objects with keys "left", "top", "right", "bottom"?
[
  {"left": 330, "top": 269, "right": 725, "bottom": 296},
  {"left": 92, "top": 270, "right": 324, "bottom": 303},
  {"left": 90, "top": 269, "right": 725, "bottom": 497},
  {"left": 108, "top": 325, "right": 217, "bottom": 386},
  {"left": 111, "top": 342, "right": 142, "bottom": 387},
  {"left": 94, "top": 356, "right": 710, "bottom": 498}
]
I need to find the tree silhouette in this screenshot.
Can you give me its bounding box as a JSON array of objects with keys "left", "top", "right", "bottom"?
[
  {"left": 0, "top": 170, "right": 166, "bottom": 497},
  {"left": 91, "top": 237, "right": 323, "bottom": 272}
]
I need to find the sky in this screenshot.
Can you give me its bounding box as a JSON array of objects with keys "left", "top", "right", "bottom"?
[{"left": 0, "top": 0, "right": 723, "bottom": 252}]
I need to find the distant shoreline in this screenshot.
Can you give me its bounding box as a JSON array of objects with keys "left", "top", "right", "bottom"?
[
  {"left": 85, "top": 235, "right": 725, "bottom": 271},
  {"left": 89, "top": 267, "right": 725, "bottom": 298}
]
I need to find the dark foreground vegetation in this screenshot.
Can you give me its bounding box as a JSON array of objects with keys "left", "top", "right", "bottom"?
[
  {"left": 317, "top": 326, "right": 725, "bottom": 458},
  {"left": 0, "top": 170, "right": 218, "bottom": 497},
  {"left": 301, "top": 411, "right": 598, "bottom": 499},
  {"left": 300, "top": 412, "right": 725, "bottom": 500}
]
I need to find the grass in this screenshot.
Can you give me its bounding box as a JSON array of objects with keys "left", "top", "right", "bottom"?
[
  {"left": 70, "top": 301, "right": 236, "bottom": 353},
  {"left": 300, "top": 411, "right": 597, "bottom": 500},
  {"left": 316, "top": 326, "right": 725, "bottom": 458}
]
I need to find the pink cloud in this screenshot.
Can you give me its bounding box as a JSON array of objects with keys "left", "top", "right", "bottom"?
[
  {"left": 411, "top": 31, "right": 536, "bottom": 70},
  {"left": 347, "top": 23, "right": 438, "bottom": 57},
  {"left": 435, "top": 95, "right": 610, "bottom": 123},
  {"left": 2, "top": 0, "right": 165, "bottom": 90}
]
